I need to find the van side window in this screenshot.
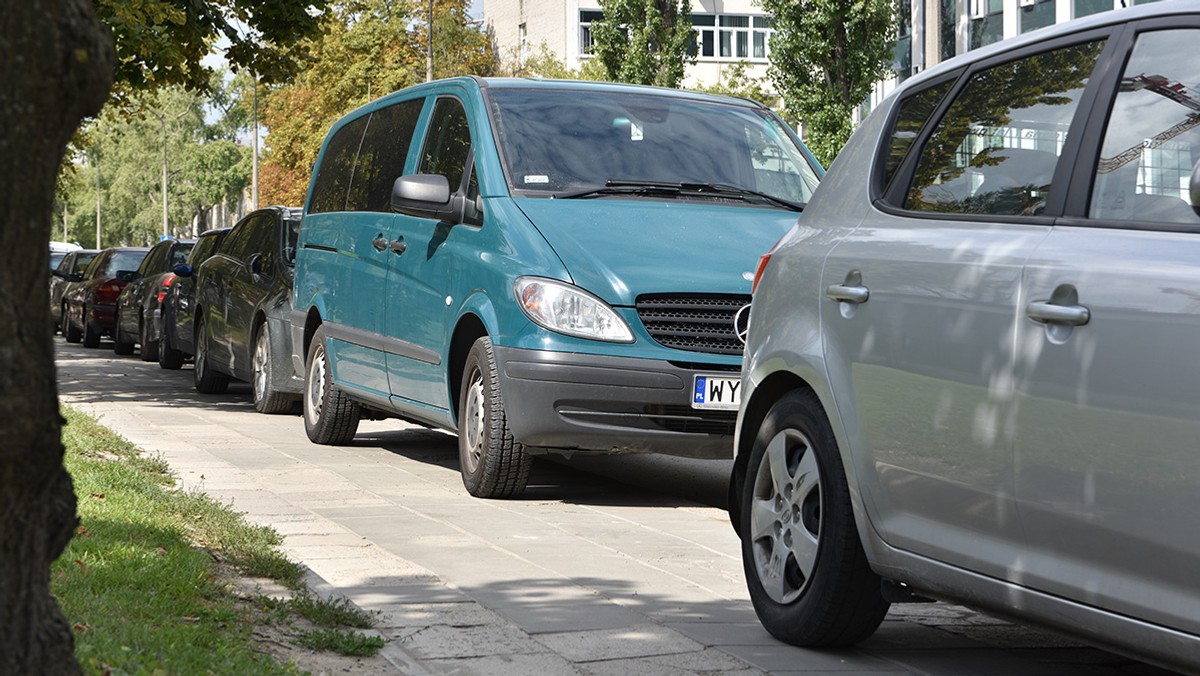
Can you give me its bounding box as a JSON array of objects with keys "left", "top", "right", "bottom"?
[
  {"left": 420, "top": 98, "right": 472, "bottom": 192},
  {"left": 1089, "top": 29, "right": 1200, "bottom": 225},
  {"left": 348, "top": 99, "right": 424, "bottom": 212},
  {"left": 904, "top": 40, "right": 1105, "bottom": 216},
  {"left": 309, "top": 115, "right": 369, "bottom": 214}
]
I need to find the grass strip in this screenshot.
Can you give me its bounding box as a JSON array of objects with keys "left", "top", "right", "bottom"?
[{"left": 52, "top": 405, "right": 382, "bottom": 674}]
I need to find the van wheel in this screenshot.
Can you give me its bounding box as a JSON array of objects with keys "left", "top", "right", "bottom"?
[
  {"left": 62, "top": 305, "right": 81, "bottom": 343},
  {"left": 458, "top": 337, "right": 531, "bottom": 499},
  {"left": 740, "top": 389, "right": 889, "bottom": 647},
  {"left": 113, "top": 317, "right": 135, "bottom": 355},
  {"left": 303, "top": 325, "right": 360, "bottom": 443},
  {"left": 82, "top": 306, "right": 101, "bottom": 348},
  {"left": 140, "top": 315, "right": 159, "bottom": 362},
  {"left": 252, "top": 324, "right": 292, "bottom": 414},
  {"left": 193, "top": 315, "right": 229, "bottom": 394}
]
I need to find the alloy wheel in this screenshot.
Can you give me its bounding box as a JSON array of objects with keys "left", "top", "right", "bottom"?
[{"left": 750, "top": 428, "right": 822, "bottom": 604}]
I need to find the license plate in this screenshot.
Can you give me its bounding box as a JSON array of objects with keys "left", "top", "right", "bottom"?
[{"left": 692, "top": 374, "right": 742, "bottom": 411}]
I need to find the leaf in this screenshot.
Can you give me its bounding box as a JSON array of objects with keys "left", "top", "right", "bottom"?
[
  {"left": 90, "top": 492, "right": 105, "bottom": 499},
  {"left": 74, "top": 559, "right": 88, "bottom": 573}
]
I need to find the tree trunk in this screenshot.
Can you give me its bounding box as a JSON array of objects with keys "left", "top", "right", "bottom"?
[{"left": 0, "top": 1, "right": 113, "bottom": 673}]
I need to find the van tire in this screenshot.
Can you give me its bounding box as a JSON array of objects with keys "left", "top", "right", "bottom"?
[
  {"left": 457, "top": 337, "right": 531, "bottom": 499},
  {"left": 303, "top": 325, "right": 360, "bottom": 444}
]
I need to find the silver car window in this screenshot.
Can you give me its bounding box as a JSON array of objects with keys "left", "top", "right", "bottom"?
[
  {"left": 905, "top": 40, "right": 1105, "bottom": 216},
  {"left": 1089, "top": 29, "right": 1200, "bottom": 226}
]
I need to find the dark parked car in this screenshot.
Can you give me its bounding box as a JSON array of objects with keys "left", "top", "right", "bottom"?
[
  {"left": 159, "top": 227, "right": 230, "bottom": 369},
  {"left": 50, "top": 248, "right": 99, "bottom": 331},
  {"left": 113, "top": 237, "right": 194, "bottom": 359},
  {"left": 730, "top": 3, "right": 1200, "bottom": 673},
  {"left": 187, "top": 207, "right": 302, "bottom": 413},
  {"left": 62, "top": 247, "right": 151, "bottom": 347}
]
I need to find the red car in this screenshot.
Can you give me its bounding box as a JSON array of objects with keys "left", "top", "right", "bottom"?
[{"left": 62, "top": 247, "right": 151, "bottom": 348}]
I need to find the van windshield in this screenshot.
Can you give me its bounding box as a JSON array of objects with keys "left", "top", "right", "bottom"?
[{"left": 487, "top": 88, "right": 821, "bottom": 206}]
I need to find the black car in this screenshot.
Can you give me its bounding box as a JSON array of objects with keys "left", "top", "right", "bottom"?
[
  {"left": 62, "top": 247, "right": 151, "bottom": 347},
  {"left": 50, "top": 248, "right": 99, "bottom": 331},
  {"left": 159, "top": 227, "right": 229, "bottom": 369},
  {"left": 187, "top": 207, "right": 302, "bottom": 413},
  {"left": 113, "top": 237, "right": 195, "bottom": 359}
]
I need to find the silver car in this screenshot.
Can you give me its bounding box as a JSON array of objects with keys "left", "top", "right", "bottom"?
[{"left": 730, "top": 2, "right": 1200, "bottom": 672}]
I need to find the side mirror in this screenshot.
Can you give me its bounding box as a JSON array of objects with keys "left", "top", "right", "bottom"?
[
  {"left": 115, "top": 270, "right": 137, "bottom": 283},
  {"left": 390, "top": 174, "right": 465, "bottom": 224},
  {"left": 1190, "top": 158, "right": 1200, "bottom": 217},
  {"left": 248, "top": 253, "right": 265, "bottom": 276},
  {"left": 173, "top": 263, "right": 194, "bottom": 278},
  {"left": 52, "top": 269, "right": 65, "bottom": 279},
  {"left": 69, "top": 272, "right": 84, "bottom": 283}
]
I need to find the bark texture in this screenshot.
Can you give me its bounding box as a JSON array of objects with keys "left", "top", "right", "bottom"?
[{"left": 0, "top": 1, "right": 113, "bottom": 673}]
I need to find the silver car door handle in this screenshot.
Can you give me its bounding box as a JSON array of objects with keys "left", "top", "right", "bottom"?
[
  {"left": 826, "top": 284, "right": 869, "bottom": 304},
  {"left": 1026, "top": 301, "right": 1090, "bottom": 326}
]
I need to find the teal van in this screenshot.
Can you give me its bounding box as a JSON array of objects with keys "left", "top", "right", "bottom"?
[{"left": 291, "top": 77, "right": 822, "bottom": 498}]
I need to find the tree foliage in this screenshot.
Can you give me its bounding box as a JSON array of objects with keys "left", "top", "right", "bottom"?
[
  {"left": 259, "top": 0, "right": 498, "bottom": 206},
  {"left": 591, "top": 0, "right": 695, "bottom": 88},
  {"left": 762, "top": 0, "right": 896, "bottom": 165},
  {"left": 696, "top": 62, "right": 779, "bottom": 110},
  {"left": 1, "top": 2, "right": 327, "bottom": 672},
  {"left": 502, "top": 42, "right": 608, "bottom": 80},
  {"left": 62, "top": 80, "right": 252, "bottom": 247}
]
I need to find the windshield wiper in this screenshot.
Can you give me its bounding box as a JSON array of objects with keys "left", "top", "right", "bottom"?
[
  {"left": 555, "top": 180, "right": 684, "bottom": 200},
  {"left": 678, "top": 182, "right": 806, "bottom": 212},
  {"left": 555, "top": 180, "right": 804, "bottom": 212}
]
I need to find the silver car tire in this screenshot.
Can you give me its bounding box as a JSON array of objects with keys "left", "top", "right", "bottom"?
[
  {"left": 457, "top": 336, "right": 531, "bottom": 499},
  {"left": 740, "top": 389, "right": 889, "bottom": 647},
  {"left": 303, "top": 325, "right": 360, "bottom": 444}
]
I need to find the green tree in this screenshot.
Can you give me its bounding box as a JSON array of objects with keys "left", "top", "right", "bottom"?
[
  {"left": 696, "top": 62, "right": 779, "bottom": 109},
  {"left": 591, "top": 0, "right": 695, "bottom": 87},
  {"left": 762, "top": 0, "right": 897, "bottom": 165},
  {"left": 260, "top": 0, "right": 498, "bottom": 206},
  {"left": 0, "top": 2, "right": 326, "bottom": 672}
]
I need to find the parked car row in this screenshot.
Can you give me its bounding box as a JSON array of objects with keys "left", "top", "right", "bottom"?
[
  {"left": 52, "top": 3, "right": 1200, "bottom": 672},
  {"left": 52, "top": 207, "right": 302, "bottom": 414}
]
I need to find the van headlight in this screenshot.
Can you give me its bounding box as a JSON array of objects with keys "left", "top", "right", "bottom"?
[{"left": 515, "top": 277, "right": 634, "bottom": 343}]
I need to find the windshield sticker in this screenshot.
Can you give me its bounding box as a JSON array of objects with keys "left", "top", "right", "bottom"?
[
  {"left": 631, "top": 120, "right": 644, "bottom": 141},
  {"left": 524, "top": 175, "right": 550, "bottom": 184}
]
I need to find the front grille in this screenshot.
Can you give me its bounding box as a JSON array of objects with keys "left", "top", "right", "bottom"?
[
  {"left": 636, "top": 294, "right": 751, "bottom": 356},
  {"left": 643, "top": 405, "right": 738, "bottom": 435}
]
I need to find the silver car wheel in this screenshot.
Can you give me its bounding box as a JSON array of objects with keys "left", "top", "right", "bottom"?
[
  {"left": 253, "top": 330, "right": 269, "bottom": 403},
  {"left": 461, "top": 367, "right": 486, "bottom": 475},
  {"left": 750, "top": 428, "right": 822, "bottom": 605}
]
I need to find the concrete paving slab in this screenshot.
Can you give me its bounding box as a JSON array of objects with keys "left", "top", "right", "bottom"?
[
  {"left": 394, "top": 623, "right": 551, "bottom": 660},
  {"left": 535, "top": 624, "right": 705, "bottom": 662},
  {"left": 370, "top": 601, "right": 510, "bottom": 629},
  {"left": 719, "top": 645, "right": 898, "bottom": 673},
  {"left": 579, "top": 647, "right": 761, "bottom": 675},
  {"left": 423, "top": 652, "right": 583, "bottom": 676}
]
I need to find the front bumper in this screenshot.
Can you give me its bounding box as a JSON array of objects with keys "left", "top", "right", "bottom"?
[{"left": 493, "top": 346, "right": 738, "bottom": 459}]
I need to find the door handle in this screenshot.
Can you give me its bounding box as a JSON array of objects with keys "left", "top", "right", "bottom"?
[
  {"left": 389, "top": 238, "right": 407, "bottom": 255},
  {"left": 372, "top": 235, "right": 388, "bottom": 252},
  {"left": 1026, "top": 301, "right": 1089, "bottom": 326},
  {"left": 826, "top": 284, "right": 869, "bottom": 304}
]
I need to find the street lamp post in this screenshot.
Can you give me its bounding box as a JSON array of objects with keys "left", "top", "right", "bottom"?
[{"left": 427, "top": 0, "right": 434, "bottom": 82}]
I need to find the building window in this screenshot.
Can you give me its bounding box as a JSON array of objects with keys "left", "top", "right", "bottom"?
[
  {"left": 940, "top": 0, "right": 956, "bottom": 61},
  {"left": 1020, "top": 0, "right": 1056, "bottom": 34},
  {"left": 894, "top": 0, "right": 913, "bottom": 81},
  {"left": 579, "top": 10, "right": 603, "bottom": 55},
  {"left": 692, "top": 14, "right": 771, "bottom": 62},
  {"left": 969, "top": 0, "right": 1004, "bottom": 51},
  {"left": 1073, "top": 0, "right": 1112, "bottom": 18}
]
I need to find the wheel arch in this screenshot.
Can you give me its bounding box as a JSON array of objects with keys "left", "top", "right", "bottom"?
[
  {"left": 300, "top": 306, "right": 324, "bottom": 365},
  {"left": 448, "top": 313, "right": 488, "bottom": 424},
  {"left": 730, "top": 370, "right": 818, "bottom": 536}
]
